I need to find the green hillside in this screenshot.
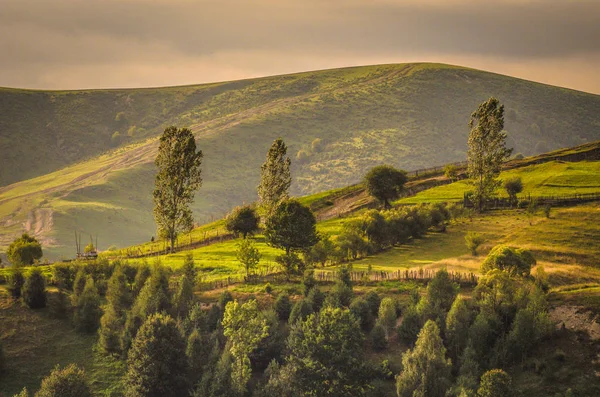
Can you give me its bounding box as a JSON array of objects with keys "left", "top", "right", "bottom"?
[{"left": 1, "top": 63, "right": 600, "bottom": 259}]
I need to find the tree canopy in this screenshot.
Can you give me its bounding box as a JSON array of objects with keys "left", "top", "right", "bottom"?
[
  {"left": 481, "top": 245, "right": 535, "bottom": 277},
  {"left": 153, "top": 126, "right": 203, "bottom": 252},
  {"left": 363, "top": 165, "right": 408, "bottom": 208},
  {"left": 265, "top": 199, "right": 319, "bottom": 255},
  {"left": 467, "top": 97, "right": 512, "bottom": 211},
  {"left": 7, "top": 233, "right": 42, "bottom": 266},
  {"left": 225, "top": 205, "right": 260, "bottom": 238},
  {"left": 257, "top": 138, "right": 291, "bottom": 219}
]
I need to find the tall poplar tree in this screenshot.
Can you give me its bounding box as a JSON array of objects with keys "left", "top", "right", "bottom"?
[
  {"left": 467, "top": 97, "right": 512, "bottom": 212},
  {"left": 257, "top": 138, "right": 291, "bottom": 219},
  {"left": 153, "top": 126, "right": 203, "bottom": 252}
]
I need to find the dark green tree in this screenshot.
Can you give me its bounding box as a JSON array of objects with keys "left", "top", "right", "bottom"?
[
  {"left": 370, "top": 322, "right": 387, "bottom": 351},
  {"left": 481, "top": 245, "right": 535, "bottom": 277},
  {"left": 257, "top": 138, "right": 291, "bottom": 219},
  {"left": 124, "top": 313, "right": 189, "bottom": 397},
  {"left": 274, "top": 293, "right": 292, "bottom": 321},
  {"left": 265, "top": 199, "right": 319, "bottom": 256},
  {"left": 153, "top": 126, "right": 203, "bottom": 252},
  {"left": 286, "top": 307, "right": 369, "bottom": 396},
  {"left": 477, "top": 369, "right": 513, "bottom": 397},
  {"left": 172, "top": 270, "right": 196, "bottom": 319},
  {"left": 7, "top": 269, "right": 25, "bottom": 299},
  {"left": 7, "top": 233, "right": 43, "bottom": 266},
  {"left": 73, "top": 277, "right": 102, "bottom": 333},
  {"left": 350, "top": 297, "right": 374, "bottom": 331},
  {"left": 503, "top": 177, "right": 523, "bottom": 206},
  {"left": 35, "top": 364, "right": 91, "bottom": 397},
  {"left": 226, "top": 205, "right": 260, "bottom": 238},
  {"left": 22, "top": 268, "right": 47, "bottom": 309},
  {"left": 288, "top": 299, "right": 314, "bottom": 324},
  {"left": 396, "top": 320, "right": 452, "bottom": 397},
  {"left": 446, "top": 295, "right": 471, "bottom": 364},
  {"left": 364, "top": 165, "right": 408, "bottom": 209},
  {"left": 467, "top": 97, "right": 512, "bottom": 212}
]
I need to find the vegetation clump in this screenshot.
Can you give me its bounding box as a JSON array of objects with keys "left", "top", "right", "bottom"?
[
  {"left": 7, "top": 233, "right": 43, "bottom": 266},
  {"left": 481, "top": 245, "right": 535, "bottom": 277},
  {"left": 364, "top": 165, "right": 408, "bottom": 208},
  {"left": 225, "top": 205, "right": 260, "bottom": 238},
  {"left": 22, "top": 268, "right": 47, "bottom": 309}
]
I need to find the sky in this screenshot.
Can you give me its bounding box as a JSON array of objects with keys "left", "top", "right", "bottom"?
[{"left": 1, "top": 0, "right": 599, "bottom": 94}]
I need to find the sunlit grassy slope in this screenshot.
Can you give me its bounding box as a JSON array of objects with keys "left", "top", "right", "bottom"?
[
  {"left": 1, "top": 63, "right": 600, "bottom": 259},
  {"left": 396, "top": 160, "right": 600, "bottom": 204}
]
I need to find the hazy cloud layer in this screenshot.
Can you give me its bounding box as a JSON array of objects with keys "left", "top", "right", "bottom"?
[{"left": 1, "top": 0, "right": 598, "bottom": 93}]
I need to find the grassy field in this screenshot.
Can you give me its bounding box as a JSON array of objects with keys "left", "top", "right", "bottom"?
[
  {"left": 2, "top": 63, "right": 600, "bottom": 259},
  {"left": 0, "top": 289, "right": 126, "bottom": 396},
  {"left": 397, "top": 160, "right": 600, "bottom": 204}
]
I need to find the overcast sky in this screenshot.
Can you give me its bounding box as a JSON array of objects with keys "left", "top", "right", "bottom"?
[{"left": 1, "top": 0, "right": 599, "bottom": 94}]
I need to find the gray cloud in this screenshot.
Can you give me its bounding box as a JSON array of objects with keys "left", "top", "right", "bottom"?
[{"left": 0, "top": 0, "right": 598, "bottom": 92}]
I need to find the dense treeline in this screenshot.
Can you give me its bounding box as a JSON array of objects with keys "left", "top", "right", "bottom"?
[{"left": 3, "top": 244, "right": 560, "bottom": 396}]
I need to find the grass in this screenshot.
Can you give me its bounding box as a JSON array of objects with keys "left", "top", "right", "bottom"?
[
  {"left": 0, "top": 289, "right": 125, "bottom": 396},
  {"left": 2, "top": 63, "right": 600, "bottom": 260},
  {"left": 397, "top": 160, "right": 600, "bottom": 204}
]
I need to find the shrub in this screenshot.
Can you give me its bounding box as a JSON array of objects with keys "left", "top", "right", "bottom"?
[
  {"left": 350, "top": 297, "right": 374, "bottom": 331},
  {"left": 289, "top": 299, "right": 313, "bottom": 324},
  {"left": 51, "top": 263, "right": 75, "bottom": 290},
  {"left": 274, "top": 294, "right": 292, "bottom": 321},
  {"left": 275, "top": 252, "right": 304, "bottom": 279},
  {"left": 477, "top": 369, "right": 513, "bottom": 397},
  {"left": 465, "top": 232, "right": 485, "bottom": 256},
  {"left": 22, "top": 269, "right": 47, "bottom": 309},
  {"left": 306, "top": 287, "right": 325, "bottom": 312},
  {"left": 124, "top": 314, "right": 189, "bottom": 397},
  {"left": 365, "top": 290, "right": 381, "bottom": 316},
  {"left": 397, "top": 305, "right": 421, "bottom": 345},
  {"left": 481, "top": 245, "right": 535, "bottom": 277},
  {"left": 301, "top": 269, "right": 316, "bottom": 296},
  {"left": 218, "top": 290, "right": 233, "bottom": 310},
  {"left": 98, "top": 305, "right": 123, "bottom": 354},
  {"left": 370, "top": 322, "right": 388, "bottom": 351},
  {"left": 503, "top": 177, "right": 523, "bottom": 206},
  {"left": 7, "top": 269, "right": 25, "bottom": 299},
  {"left": 445, "top": 164, "right": 458, "bottom": 181},
  {"left": 35, "top": 364, "right": 91, "bottom": 397},
  {"left": 50, "top": 289, "right": 69, "bottom": 320},
  {"left": 73, "top": 277, "right": 102, "bottom": 333},
  {"left": 378, "top": 298, "right": 398, "bottom": 337}
]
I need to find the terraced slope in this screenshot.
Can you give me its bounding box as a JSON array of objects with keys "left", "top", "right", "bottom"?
[{"left": 1, "top": 63, "right": 599, "bottom": 259}]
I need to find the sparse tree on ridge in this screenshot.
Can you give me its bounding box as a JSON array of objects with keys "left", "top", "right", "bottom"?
[
  {"left": 364, "top": 165, "right": 408, "bottom": 209},
  {"left": 257, "top": 138, "right": 291, "bottom": 219},
  {"left": 467, "top": 97, "right": 512, "bottom": 212},
  {"left": 153, "top": 126, "right": 203, "bottom": 252}
]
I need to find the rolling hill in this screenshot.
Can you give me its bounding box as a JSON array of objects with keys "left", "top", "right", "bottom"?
[{"left": 1, "top": 63, "right": 599, "bottom": 259}]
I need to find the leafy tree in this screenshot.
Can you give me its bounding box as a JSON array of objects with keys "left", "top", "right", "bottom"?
[
  {"left": 73, "top": 277, "right": 102, "bottom": 333},
  {"left": 397, "top": 305, "right": 422, "bottom": 345},
  {"left": 503, "top": 177, "right": 523, "bottom": 206},
  {"left": 172, "top": 259, "right": 196, "bottom": 319},
  {"left": 218, "top": 290, "right": 234, "bottom": 310},
  {"left": 481, "top": 245, "right": 535, "bottom": 277},
  {"left": 306, "top": 287, "right": 325, "bottom": 312},
  {"left": 7, "top": 269, "right": 25, "bottom": 299},
  {"left": 364, "top": 165, "right": 408, "bottom": 208},
  {"left": 446, "top": 296, "right": 471, "bottom": 364},
  {"left": 265, "top": 199, "right": 319, "bottom": 256},
  {"left": 275, "top": 253, "right": 304, "bottom": 280},
  {"left": 477, "top": 369, "right": 513, "bottom": 397},
  {"left": 250, "top": 310, "right": 287, "bottom": 371},
  {"left": 7, "top": 233, "right": 43, "bottom": 266},
  {"left": 370, "top": 322, "right": 388, "bottom": 351},
  {"left": 105, "top": 265, "right": 132, "bottom": 314},
  {"left": 274, "top": 293, "right": 292, "bottom": 321},
  {"left": 22, "top": 268, "right": 46, "bottom": 309},
  {"left": 289, "top": 299, "right": 314, "bottom": 324},
  {"left": 124, "top": 313, "right": 189, "bottom": 397},
  {"left": 396, "top": 320, "right": 452, "bottom": 397},
  {"left": 378, "top": 297, "right": 397, "bottom": 337},
  {"left": 258, "top": 138, "right": 292, "bottom": 219},
  {"left": 71, "top": 268, "right": 87, "bottom": 305},
  {"left": 425, "top": 269, "right": 458, "bottom": 315},
  {"left": 301, "top": 269, "right": 317, "bottom": 296},
  {"left": 35, "top": 364, "right": 91, "bottom": 397},
  {"left": 361, "top": 210, "right": 389, "bottom": 251},
  {"left": 222, "top": 300, "right": 269, "bottom": 394},
  {"left": 445, "top": 164, "right": 458, "bottom": 181},
  {"left": 153, "top": 126, "right": 203, "bottom": 252},
  {"left": 236, "top": 238, "right": 261, "bottom": 277},
  {"left": 225, "top": 205, "right": 260, "bottom": 238},
  {"left": 304, "top": 235, "right": 336, "bottom": 267},
  {"left": 468, "top": 311, "right": 501, "bottom": 367},
  {"left": 365, "top": 291, "right": 381, "bottom": 317},
  {"left": 186, "top": 328, "right": 213, "bottom": 384},
  {"left": 132, "top": 264, "right": 151, "bottom": 297},
  {"left": 98, "top": 304, "right": 123, "bottom": 353},
  {"left": 350, "top": 297, "right": 375, "bottom": 331},
  {"left": 465, "top": 232, "right": 485, "bottom": 256},
  {"left": 467, "top": 97, "right": 512, "bottom": 212},
  {"left": 286, "top": 307, "right": 369, "bottom": 396},
  {"left": 456, "top": 344, "right": 481, "bottom": 396}
]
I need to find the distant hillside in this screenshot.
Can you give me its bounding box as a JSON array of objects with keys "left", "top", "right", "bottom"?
[{"left": 1, "top": 63, "right": 599, "bottom": 259}]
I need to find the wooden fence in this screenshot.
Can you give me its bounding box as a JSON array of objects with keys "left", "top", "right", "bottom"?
[
  {"left": 315, "top": 268, "right": 478, "bottom": 286},
  {"left": 464, "top": 192, "right": 600, "bottom": 209}
]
